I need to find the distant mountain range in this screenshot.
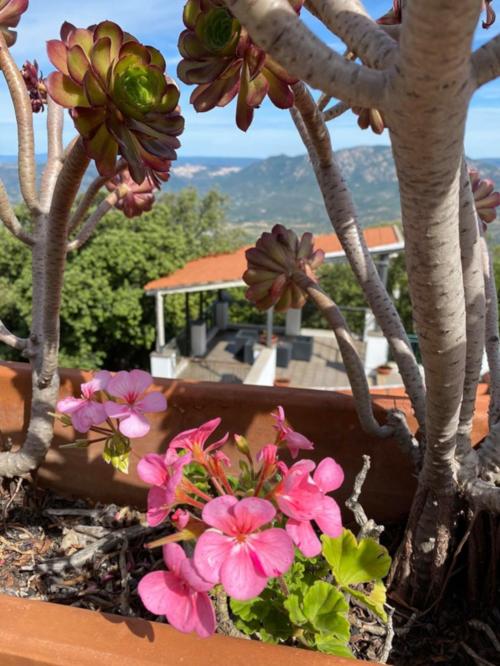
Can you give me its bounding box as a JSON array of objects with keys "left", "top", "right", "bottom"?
[{"left": 2, "top": 147, "right": 500, "bottom": 233}]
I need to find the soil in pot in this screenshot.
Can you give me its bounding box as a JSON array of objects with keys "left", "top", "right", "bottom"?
[{"left": 1, "top": 480, "right": 498, "bottom": 665}]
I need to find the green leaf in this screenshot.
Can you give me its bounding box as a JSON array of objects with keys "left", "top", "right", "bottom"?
[
  {"left": 284, "top": 594, "right": 307, "bottom": 626},
  {"left": 315, "top": 635, "right": 354, "bottom": 658},
  {"left": 302, "top": 581, "right": 350, "bottom": 640},
  {"left": 322, "top": 530, "right": 391, "bottom": 586},
  {"left": 348, "top": 581, "right": 388, "bottom": 622},
  {"left": 102, "top": 435, "right": 131, "bottom": 474}
]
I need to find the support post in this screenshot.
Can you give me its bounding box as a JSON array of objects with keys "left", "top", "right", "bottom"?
[
  {"left": 155, "top": 292, "right": 165, "bottom": 353},
  {"left": 266, "top": 307, "right": 274, "bottom": 347}
]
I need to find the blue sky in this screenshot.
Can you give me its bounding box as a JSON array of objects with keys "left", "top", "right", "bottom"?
[{"left": 2, "top": 0, "right": 500, "bottom": 158}]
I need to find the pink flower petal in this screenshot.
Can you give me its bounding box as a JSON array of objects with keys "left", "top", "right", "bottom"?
[
  {"left": 137, "top": 391, "right": 167, "bottom": 413},
  {"left": 163, "top": 543, "right": 186, "bottom": 576},
  {"left": 314, "top": 496, "right": 343, "bottom": 538},
  {"left": 180, "top": 558, "right": 213, "bottom": 593},
  {"left": 70, "top": 402, "right": 106, "bottom": 433},
  {"left": 137, "top": 453, "right": 168, "bottom": 486},
  {"left": 201, "top": 495, "right": 239, "bottom": 534},
  {"left": 104, "top": 402, "right": 131, "bottom": 419},
  {"left": 285, "top": 431, "right": 314, "bottom": 459},
  {"left": 313, "top": 457, "right": 344, "bottom": 493},
  {"left": 193, "top": 592, "right": 216, "bottom": 637},
  {"left": 118, "top": 411, "right": 151, "bottom": 438},
  {"left": 169, "top": 418, "right": 221, "bottom": 451},
  {"left": 137, "top": 570, "right": 176, "bottom": 615},
  {"left": 204, "top": 432, "right": 229, "bottom": 453},
  {"left": 286, "top": 518, "right": 321, "bottom": 557},
  {"left": 248, "top": 528, "right": 294, "bottom": 577},
  {"left": 146, "top": 486, "right": 171, "bottom": 526},
  {"left": 232, "top": 497, "right": 276, "bottom": 534},
  {"left": 57, "top": 396, "right": 83, "bottom": 415},
  {"left": 128, "top": 369, "right": 153, "bottom": 395},
  {"left": 220, "top": 543, "right": 268, "bottom": 600},
  {"left": 82, "top": 370, "right": 111, "bottom": 397},
  {"left": 106, "top": 371, "right": 134, "bottom": 400},
  {"left": 194, "top": 529, "right": 234, "bottom": 584}
]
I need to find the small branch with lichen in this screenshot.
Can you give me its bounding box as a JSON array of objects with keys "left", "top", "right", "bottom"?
[
  {"left": 67, "top": 188, "right": 126, "bottom": 252},
  {"left": 0, "top": 33, "right": 39, "bottom": 213},
  {"left": 0, "top": 178, "right": 33, "bottom": 245},
  {"left": 346, "top": 455, "right": 384, "bottom": 540}
]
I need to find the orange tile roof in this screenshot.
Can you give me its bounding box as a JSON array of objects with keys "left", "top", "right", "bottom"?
[{"left": 144, "top": 225, "right": 402, "bottom": 293}]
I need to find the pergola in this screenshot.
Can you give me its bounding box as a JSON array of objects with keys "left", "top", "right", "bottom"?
[{"left": 144, "top": 225, "right": 404, "bottom": 352}]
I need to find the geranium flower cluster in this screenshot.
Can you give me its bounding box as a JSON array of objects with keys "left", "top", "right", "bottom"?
[
  {"left": 137, "top": 408, "right": 344, "bottom": 638},
  {"left": 56, "top": 369, "right": 166, "bottom": 473}
]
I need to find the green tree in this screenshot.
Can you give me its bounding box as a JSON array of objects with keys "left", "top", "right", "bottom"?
[{"left": 0, "top": 188, "right": 244, "bottom": 370}]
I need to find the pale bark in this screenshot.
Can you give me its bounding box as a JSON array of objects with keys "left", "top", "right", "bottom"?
[
  {"left": 67, "top": 188, "right": 126, "bottom": 252},
  {"left": 295, "top": 271, "right": 393, "bottom": 439},
  {"left": 323, "top": 100, "right": 349, "bottom": 121},
  {"left": 305, "top": 0, "right": 398, "bottom": 68},
  {"left": 456, "top": 161, "right": 485, "bottom": 457},
  {"left": 68, "top": 174, "right": 109, "bottom": 234},
  {"left": 386, "top": 0, "right": 481, "bottom": 494},
  {"left": 291, "top": 82, "right": 427, "bottom": 431},
  {"left": 0, "top": 34, "right": 38, "bottom": 213},
  {"left": 0, "top": 320, "right": 27, "bottom": 351},
  {"left": 0, "top": 178, "right": 33, "bottom": 245},
  {"left": 480, "top": 236, "right": 500, "bottom": 426},
  {"left": 224, "top": 0, "right": 387, "bottom": 107},
  {"left": 471, "top": 33, "right": 500, "bottom": 88},
  {"left": 40, "top": 97, "right": 64, "bottom": 213}
]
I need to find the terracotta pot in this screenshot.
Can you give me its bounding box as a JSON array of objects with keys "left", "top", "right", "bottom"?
[
  {"left": 376, "top": 365, "right": 392, "bottom": 376},
  {"left": 0, "top": 360, "right": 421, "bottom": 665}
]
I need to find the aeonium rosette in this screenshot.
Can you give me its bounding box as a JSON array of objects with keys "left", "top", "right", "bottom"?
[
  {"left": 0, "top": 0, "right": 29, "bottom": 47},
  {"left": 46, "top": 20, "right": 184, "bottom": 184},
  {"left": 56, "top": 369, "right": 166, "bottom": 473},
  {"left": 177, "top": 0, "right": 304, "bottom": 131},
  {"left": 243, "top": 224, "right": 325, "bottom": 312},
  {"left": 135, "top": 406, "right": 345, "bottom": 638},
  {"left": 106, "top": 167, "right": 167, "bottom": 219}
]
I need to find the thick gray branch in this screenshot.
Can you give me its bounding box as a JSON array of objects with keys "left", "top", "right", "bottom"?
[
  {"left": 40, "top": 98, "right": 64, "bottom": 213},
  {"left": 457, "top": 161, "right": 486, "bottom": 456},
  {"left": 0, "top": 34, "right": 39, "bottom": 213},
  {"left": 224, "top": 0, "right": 388, "bottom": 108},
  {"left": 68, "top": 174, "right": 109, "bottom": 234},
  {"left": 306, "top": 0, "right": 398, "bottom": 69},
  {"left": 465, "top": 478, "right": 500, "bottom": 513},
  {"left": 295, "top": 271, "right": 393, "bottom": 439},
  {"left": 291, "top": 82, "right": 427, "bottom": 431},
  {"left": 471, "top": 33, "right": 500, "bottom": 89},
  {"left": 323, "top": 100, "right": 349, "bottom": 121}
]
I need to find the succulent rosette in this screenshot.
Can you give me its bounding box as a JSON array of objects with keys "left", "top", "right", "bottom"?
[
  {"left": 243, "top": 225, "right": 325, "bottom": 312},
  {"left": 469, "top": 167, "right": 500, "bottom": 227},
  {"left": 106, "top": 168, "right": 167, "bottom": 219},
  {"left": 21, "top": 60, "right": 47, "bottom": 113},
  {"left": 178, "top": 0, "right": 303, "bottom": 131},
  {"left": 46, "top": 21, "right": 184, "bottom": 184},
  {"left": 0, "top": 0, "right": 28, "bottom": 47}
]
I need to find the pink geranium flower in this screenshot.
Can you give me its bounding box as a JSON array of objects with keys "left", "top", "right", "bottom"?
[
  {"left": 138, "top": 543, "right": 215, "bottom": 638},
  {"left": 104, "top": 370, "right": 166, "bottom": 439},
  {"left": 169, "top": 417, "right": 228, "bottom": 464},
  {"left": 137, "top": 449, "right": 191, "bottom": 526},
  {"left": 275, "top": 457, "right": 344, "bottom": 557},
  {"left": 56, "top": 370, "right": 110, "bottom": 433},
  {"left": 272, "top": 406, "right": 314, "bottom": 459},
  {"left": 194, "top": 496, "right": 294, "bottom": 600}
]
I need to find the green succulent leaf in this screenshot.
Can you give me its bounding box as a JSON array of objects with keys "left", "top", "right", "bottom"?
[
  {"left": 284, "top": 593, "right": 307, "bottom": 626},
  {"left": 348, "top": 581, "right": 388, "bottom": 623},
  {"left": 322, "top": 530, "right": 391, "bottom": 587},
  {"left": 103, "top": 434, "right": 131, "bottom": 474},
  {"left": 302, "top": 581, "right": 350, "bottom": 639}
]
